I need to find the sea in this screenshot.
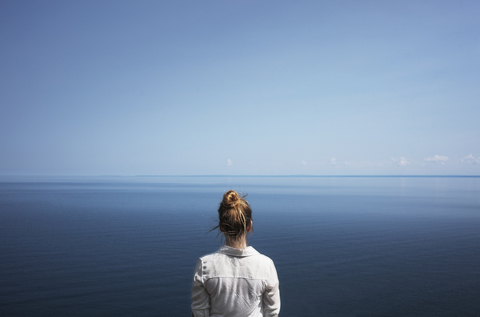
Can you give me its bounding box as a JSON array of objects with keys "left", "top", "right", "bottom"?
[{"left": 0, "top": 176, "right": 479, "bottom": 317}]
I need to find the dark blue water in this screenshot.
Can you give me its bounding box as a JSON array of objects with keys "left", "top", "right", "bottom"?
[{"left": 1, "top": 176, "right": 479, "bottom": 316}]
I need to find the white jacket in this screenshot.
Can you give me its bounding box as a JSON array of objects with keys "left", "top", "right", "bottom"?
[{"left": 191, "top": 245, "right": 280, "bottom": 317}]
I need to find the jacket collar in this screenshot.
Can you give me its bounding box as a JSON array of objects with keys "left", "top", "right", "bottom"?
[{"left": 218, "top": 245, "right": 259, "bottom": 257}]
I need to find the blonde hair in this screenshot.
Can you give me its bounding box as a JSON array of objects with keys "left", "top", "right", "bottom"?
[{"left": 216, "top": 190, "right": 252, "bottom": 239}]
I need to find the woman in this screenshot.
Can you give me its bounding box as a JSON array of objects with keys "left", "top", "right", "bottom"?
[{"left": 191, "top": 190, "right": 281, "bottom": 317}]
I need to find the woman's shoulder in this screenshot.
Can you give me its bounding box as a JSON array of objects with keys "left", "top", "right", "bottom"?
[{"left": 250, "top": 249, "right": 277, "bottom": 267}]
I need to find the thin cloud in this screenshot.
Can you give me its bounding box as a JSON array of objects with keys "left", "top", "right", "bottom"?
[
  {"left": 391, "top": 157, "right": 410, "bottom": 166},
  {"left": 227, "top": 159, "right": 233, "bottom": 166},
  {"left": 330, "top": 158, "right": 337, "bottom": 165},
  {"left": 424, "top": 155, "right": 448, "bottom": 165},
  {"left": 301, "top": 160, "right": 307, "bottom": 166},
  {"left": 461, "top": 154, "right": 480, "bottom": 164}
]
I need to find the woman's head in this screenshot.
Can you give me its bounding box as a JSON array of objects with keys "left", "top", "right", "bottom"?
[{"left": 218, "top": 190, "right": 252, "bottom": 240}]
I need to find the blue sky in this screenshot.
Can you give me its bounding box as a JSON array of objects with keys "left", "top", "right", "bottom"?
[{"left": 1, "top": 0, "right": 479, "bottom": 175}]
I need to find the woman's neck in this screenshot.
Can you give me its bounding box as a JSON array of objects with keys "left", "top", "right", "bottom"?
[{"left": 225, "top": 236, "right": 248, "bottom": 249}]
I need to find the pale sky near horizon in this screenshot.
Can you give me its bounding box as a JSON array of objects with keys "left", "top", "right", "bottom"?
[{"left": 1, "top": 0, "right": 479, "bottom": 176}]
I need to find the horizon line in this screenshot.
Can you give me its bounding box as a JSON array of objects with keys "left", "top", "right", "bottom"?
[{"left": 1, "top": 174, "right": 480, "bottom": 178}]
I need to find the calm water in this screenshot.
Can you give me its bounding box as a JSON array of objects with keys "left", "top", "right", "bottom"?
[{"left": 1, "top": 176, "right": 479, "bottom": 316}]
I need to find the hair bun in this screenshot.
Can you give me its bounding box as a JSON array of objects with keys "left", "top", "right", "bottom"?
[{"left": 223, "top": 190, "right": 239, "bottom": 206}]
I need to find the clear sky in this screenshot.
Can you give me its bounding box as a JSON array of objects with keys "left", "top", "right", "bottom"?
[{"left": 1, "top": 0, "right": 479, "bottom": 176}]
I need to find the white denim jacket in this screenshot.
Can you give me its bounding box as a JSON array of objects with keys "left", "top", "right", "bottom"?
[{"left": 191, "top": 245, "right": 280, "bottom": 317}]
